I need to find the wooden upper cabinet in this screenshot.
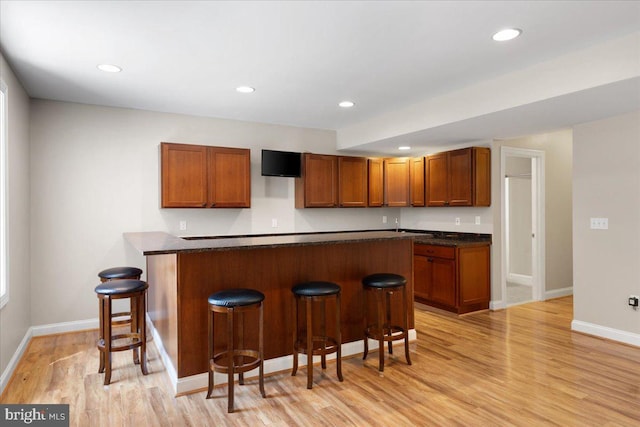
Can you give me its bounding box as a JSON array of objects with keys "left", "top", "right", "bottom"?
[
  {"left": 448, "top": 148, "right": 473, "bottom": 206},
  {"left": 384, "top": 157, "right": 410, "bottom": 207},
  {"left": 295, "top": 153, "right": 338, "bottom": 208},
  {"left": 367, "top": 158, "right": 384, "bottom": 207},
  {"left": 425, "top": 152, "right": 449, "bottom": 206},
  {"left": 473, "top": 147, "right": 491, "bottom": 207},
  {"left": 426, "top": 147, "right": 491, "bottom": 207},
  {"left": 161, "top": 143, "right": 208, "bottom": 208},
  {"left": 208, "top": 147, "right": 251, "bottom": 208},
  {"left": 410, "top": 157, "right": 425, "bottom": 207},
  {"left": 161, "top": 142, "right": 251, "bottom": 208},
  {"left": 338, "top": 156, "right": 368, "bottom": 207}
]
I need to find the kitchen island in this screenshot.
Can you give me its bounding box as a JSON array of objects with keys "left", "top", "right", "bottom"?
[{"left": 125, "top": 230, "right": 417, "bottom": 394}]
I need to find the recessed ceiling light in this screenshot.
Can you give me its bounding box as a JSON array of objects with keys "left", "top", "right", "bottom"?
[
  {"left": 492, "top": 28, "right": 522, "bottom": 42},
  {"left": 97, "top": 64, "right": 122, "bottom": 73},
  {"left": 398, "top": 146, "right": 411, "bottom": 151},
  {"left": 236, "top": 86, "right": 255, "bottom": 93},
  {"left": 339, "top": 101, "right": 355, "bottom": 108}
]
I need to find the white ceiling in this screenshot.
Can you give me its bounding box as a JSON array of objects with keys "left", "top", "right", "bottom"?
[{"left": 1, "top": 1, "right": 640, "bottom": 153}]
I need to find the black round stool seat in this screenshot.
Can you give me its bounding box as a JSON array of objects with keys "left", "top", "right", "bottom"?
[
  {"left": 208, "top": 288, "right": 265, "bottom": 308},
  {"left": 362, "top": 273, "right": 407, "bottom": 289},
  {"left": 95, "top": 279, "right": 148, "bottom": 295},
  {"left": 292, "top": 281, "right": 341, "bottom": 297},
  {"left": 98, "top": 267, "right": 143, "bottom": 281}
]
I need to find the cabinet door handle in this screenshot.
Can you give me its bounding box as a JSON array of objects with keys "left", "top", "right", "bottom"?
[
  {"left": 209, "top": 203, "right": 216, "bottom": 208},
  {"left": 202, "top": 203, "right": 207, "bottom": 207},
  {"left": 428, "top": 258, "right": 433, "bottom": 262}
]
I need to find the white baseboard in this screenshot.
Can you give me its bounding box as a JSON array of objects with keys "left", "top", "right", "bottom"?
[
  {"left": 0, "top": 327, "right": 32, "bottom": 396},
  {"left": 491, "top": 286, "right": 573, "bottom": 311},
  {"left": 507, "top": 273, "right": 533, "bottom": 286},
  {"left": 31, "top": 318, "right": 98, "bottom": 337},
  {"left": 1, "top": 318, "right": 99, "bottom": 396},
  {"left": 571, "top": 320, "right": 640, "bottom": 347},
  {"left": 3, "top": 316, "right": 418, "bottom": 397},
  {"left": 544, "top": 286, "right": 573, "bottom": 300},
  {"left": 490, "top": 300, "right": 507, "bottom": 310},
  {"left": 161, "top": 327, "right": 418, "bottom": 395}
]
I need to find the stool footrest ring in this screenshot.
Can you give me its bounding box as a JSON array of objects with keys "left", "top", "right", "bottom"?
[
  {"left": 364, "top": 325, "right": 407, "bottom": 342},
  {"left": 211, "top": 350, "right": 262, "bottom": 375},
  {"left": 294, "top": 336, "right": 340, "bottom": 356}
]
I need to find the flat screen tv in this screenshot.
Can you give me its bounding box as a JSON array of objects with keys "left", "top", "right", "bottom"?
[{"left": 261, "top": 149, "right": 301, "bottom": 177}]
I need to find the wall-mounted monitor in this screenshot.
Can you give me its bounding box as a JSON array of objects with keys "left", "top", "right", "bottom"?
[{"left": 261, "top": 149, "right": 301, "bottom": 177}]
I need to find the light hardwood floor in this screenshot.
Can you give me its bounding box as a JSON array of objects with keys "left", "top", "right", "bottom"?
[{"left": 2, "top": 296, "right": 639, "bottom": 426}]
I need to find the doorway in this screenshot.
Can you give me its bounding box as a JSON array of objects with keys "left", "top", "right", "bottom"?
[{"left": 501, "top": 147, "right": 545, "bottom": 306}]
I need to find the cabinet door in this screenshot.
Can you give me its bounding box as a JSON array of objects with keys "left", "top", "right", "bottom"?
[
  {"left": 428, "top": 257, "right": 456, "bottom": 307},
  {"left": 410, "top": 157, "right": 425, "bottom": 207},
  {"left": 425, "top": 152, "right": 448, "bottom": 206},
  {"left": 473, "top": 147, "right": 491, "bottom": 206},
  {"left": 458, "top": 245, "right": 490, "bottom": 309},
  {"left": 161, "top": 142, "right": 208, "bottom": 208},
  {"left": 448, "top": 148, "right": 473, "bottom": 206},
  {"left": 297, "top": 153, "right": 338, "bottom": 207},
  {"left": 413, "top": 254, "right": 430, "bottom": 301},
  {"left": 384, "top": 158, "right": 410, "bottom": 207},
  {"left": 338, "top": 156, "right": 367, "bottom": 207},
  {"left": 208, "top": 147, "right": 251, "bottom": 208},
  {"left": 368, "top": 158, "right": 384, "bottom": 207}
]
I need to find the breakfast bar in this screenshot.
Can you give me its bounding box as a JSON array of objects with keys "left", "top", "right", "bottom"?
[{"left": 125, "top": 230, "right": 416, "bottom": 394}]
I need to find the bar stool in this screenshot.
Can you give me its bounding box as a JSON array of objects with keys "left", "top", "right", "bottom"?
[
  {"left": 206, "top": 288, "right": 265, "bottom": 413},
  {"left": 98, "top": 266, "right": 143, "bottom": 363},
  {"left": 292, "top": 281, "right": 343, "bottom": 389},
  {"left": 95, "top": 279, "right": 148, "bottom": 385},
  {"left": 362, "top": 273, "right": 412, "bottom": 372},
  {"left": 98, "top": 266, "right": 143, "bottom": 283}
]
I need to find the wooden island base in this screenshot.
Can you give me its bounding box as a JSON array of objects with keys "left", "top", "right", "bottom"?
[{"left": 142, "top": 235, "right": 415, "bottom": 394}]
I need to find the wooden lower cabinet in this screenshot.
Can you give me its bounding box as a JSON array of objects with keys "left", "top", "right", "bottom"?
[{"left": 414, "top": 243, "right": 490, "bottom": 314}]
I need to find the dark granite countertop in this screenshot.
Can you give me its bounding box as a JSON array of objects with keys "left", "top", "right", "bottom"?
[
  {"left": 124, "top": 230, "right": 418, "bottom": 255},
  {"left": 404, "top": 229, "right": 492, "bottom": 247}
]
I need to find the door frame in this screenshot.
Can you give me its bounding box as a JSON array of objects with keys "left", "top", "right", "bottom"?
[{"left": 500, "top": 147, "right": 545, "bottom": 305}]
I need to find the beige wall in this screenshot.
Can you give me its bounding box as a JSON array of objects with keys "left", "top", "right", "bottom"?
[
  {"left": 0, "top": 54, "right": 31, "bottom": 378},
  {"left": 491, "top": 129, "right": 574, "bottom": 303},
  {"left": 573, "top": 112, "right": 640, "bottom": 336},
  {"left": 28, "top": 100, "right": 403, "bottom": 326}
]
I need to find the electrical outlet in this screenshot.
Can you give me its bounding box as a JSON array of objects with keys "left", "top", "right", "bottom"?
[
  {"left": 455, "top": 218, "right": 461, "bottom": 226},
  {"left": 629, "top": 295, "right": 639, "bottom": 308},
  {"left": 475, "top": 216, "right": 481, "bottom": 225},
  {"left": 590, "top": 218, "right": 608, "bottom": 229},
  {"left": 271, "top": 218, "right": 278, "bottom": 228},
  {"left": 382, "top": 216, "right": 387, "bottom": 224},
  {"left": 179, "top": 220, "right": 187, "bottom": 231}
]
